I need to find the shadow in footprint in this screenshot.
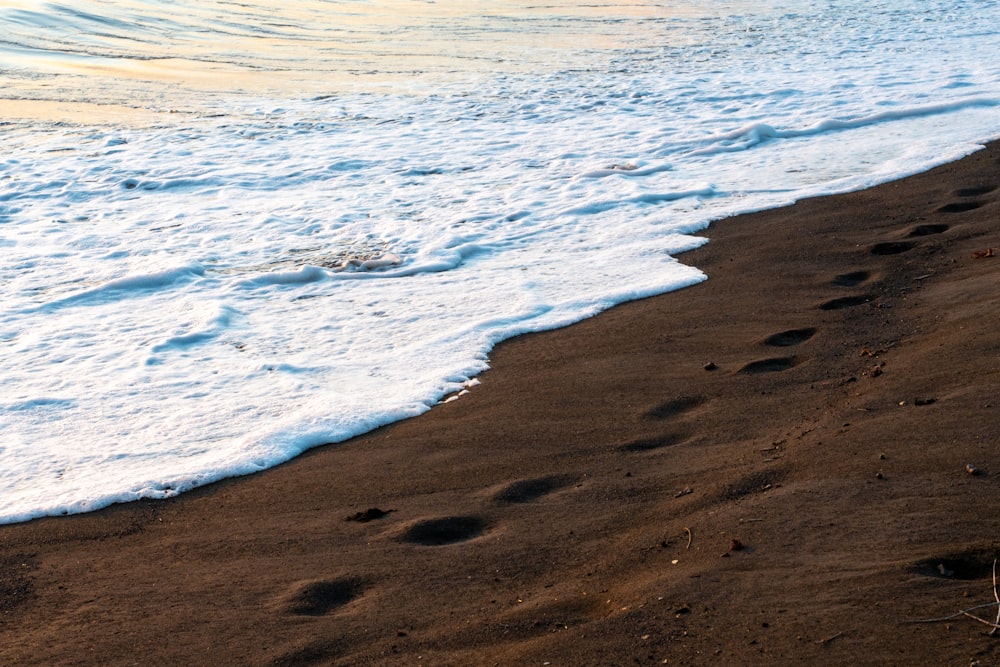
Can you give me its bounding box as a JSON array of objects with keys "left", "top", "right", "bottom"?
[
  {"left": 907, "top": 223, "right": 949, "bottom": 237},
  {"left": 401, "top": 516, "right": 486, "bottom": 546},
  {"left": 620, "top": 432, "right": 689, "bottom": 453},
  {"left": 913, "top": 549, "right": 1000, "bottom": 580},
  {"left": 820, "top": 295, "right": 871, "bottom": 311},
  {"left": 494, "top": 475, "right": 575, "bottom": 503},
  {"left": 764, "top": 327, "right": 816, "bottom": 347},
  {"left": 644, "top": 396, "right": 705, "bottom": 420},
  {"left": 832, "top": 271, "right": 870, "bottom": 287},
  {"left": 281, "top": 578, "right": 363, "bottom": 616},
  {"left": 937, "top": 201, "right": 983, "bottom": 213},
  {"left": 954, "top": 185, "right": 996, "bottom": 197},
  {"left": 871, "top": 241, "right": 916, "bottom": 256},
  {"left": 739, "top": 357, "right": 798, "bottom": 374}
]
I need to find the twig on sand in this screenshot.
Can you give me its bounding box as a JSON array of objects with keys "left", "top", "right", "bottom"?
[
  {"left": 906, "top": 602, "right": 999, "bottom": 624},
  {"left": 991, "top": 559, "right": 1000, "bottom": 636},
  {"left": 815, "top": 631, "right": 843, "bottom": 645},
  {"left": 959, "top": 560, "right": 1000, "bottom": 634},
  {"left": 905, "top": 560, "right": 1000, "bottom": 634},
  {"left": 684, "top": 527, "right": 692, "bottom": 550},
  {"left": 961, "top": 611, "right": 1000, "bottom": 632}
]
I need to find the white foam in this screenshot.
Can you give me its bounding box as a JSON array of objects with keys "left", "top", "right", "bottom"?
[{"left": 1, "top": 0, "right": 999, "bottom": 523}]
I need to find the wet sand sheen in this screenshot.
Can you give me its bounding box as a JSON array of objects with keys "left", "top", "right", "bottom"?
[{"left": 0, "top": 143, "right": 998, "bottom": 665}]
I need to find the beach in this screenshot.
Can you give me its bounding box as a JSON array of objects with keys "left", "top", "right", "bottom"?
[
  {"left": 5, "top": 0, "right": 1000, "bottom": 525},
  {"left": 0, "top": 141, "right": 997, "bottom": 665}
]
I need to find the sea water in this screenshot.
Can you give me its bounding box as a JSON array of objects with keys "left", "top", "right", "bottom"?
[{"left": 1, "top": 0, "right": 998, "bottom": 524}]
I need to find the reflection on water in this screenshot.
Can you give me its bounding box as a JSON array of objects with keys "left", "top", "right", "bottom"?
[{"left": 0, "top": 0, "right": 739, "bottom": 116}]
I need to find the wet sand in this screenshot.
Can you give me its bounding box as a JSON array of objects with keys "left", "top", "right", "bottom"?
[{"left": 1, "top": 142, "right": 998, "bottom": 666}]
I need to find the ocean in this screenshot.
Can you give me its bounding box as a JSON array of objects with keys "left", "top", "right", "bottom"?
[{"left": 1, "top": 0, "right": 998, "bottom": 524}]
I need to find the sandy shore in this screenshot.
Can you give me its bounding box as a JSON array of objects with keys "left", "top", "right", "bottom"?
[{"left": 1, "top": 142, "right": 998, "bottom": 666}]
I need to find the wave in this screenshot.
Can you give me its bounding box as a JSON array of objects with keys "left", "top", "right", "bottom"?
[
  {"left": 233, "top": 246, "right": 491, "bottom": 289},
  {"left": 561, "top": 187, "right": 718, "bottom": 216},
  {"left": 34, "top": 264, "right": 206, "bottom": 312},
  {"left": 687, "top": 97, "right": 1000, "bottom": 158}
]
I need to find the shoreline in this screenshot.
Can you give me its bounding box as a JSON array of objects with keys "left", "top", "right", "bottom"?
[{"left": 2, "top": 142, "right": 998, "bottom": 665}]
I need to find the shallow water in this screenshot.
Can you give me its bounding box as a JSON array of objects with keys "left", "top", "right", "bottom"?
[{"left": 2, "top": 0, "right": 999, "bottom": 523}]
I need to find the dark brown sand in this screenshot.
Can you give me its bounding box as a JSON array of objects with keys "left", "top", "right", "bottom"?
[{"left": 2, "top": 143, "right": 999, "bottom": 666}]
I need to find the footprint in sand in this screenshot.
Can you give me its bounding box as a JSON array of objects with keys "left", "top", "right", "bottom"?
[
  {"left": 736, "top": 327, "right": 816, "bottom": 376},
  {"left": 763, "top": 327, "right": 817, "bottom": 347},
  {"left": 832, "top": 270, "right": 872, "bottom": 287},
  {"left": 738, "top": 356, "right": 799, "bottom": 374},
  {"left": 643, "top": 396, "right": 706, "bottom": 420},
  {"left": 907, "top": 223, "right": 949, "bottom": 237},
  {"left": 619, "top": 431, "right": 691, "bottom": 453},
  {"left": 937, "top": 201, "right": 984, "bottom": 213},
  {"left": 870, "top": 241, "right": 916, "bottom": 256},
  {"left": 953, "top": 184, "right": 996, "bottom": 197},
  {"left": 820, "top": 294, "right": 873, "bottom": 311},
  {"left": 493, "top": 475, "right": 576, "bottom": 503},
  {"left": 634, "top": 399, "right": 705, "bottom": 451},
  {"left": 913, "top": 549, "right": 1000, "bottom": 580},
  {"left": 279, "top": 577, "right": 364, "bottom": 616},
  {"left": 399, "top": 516, "right": 487, "bottom": 546}
]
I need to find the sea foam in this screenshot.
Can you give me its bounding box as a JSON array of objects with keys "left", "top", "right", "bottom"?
[{"left": 1, "top": 0, "right": 999, "bottom": 523}]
